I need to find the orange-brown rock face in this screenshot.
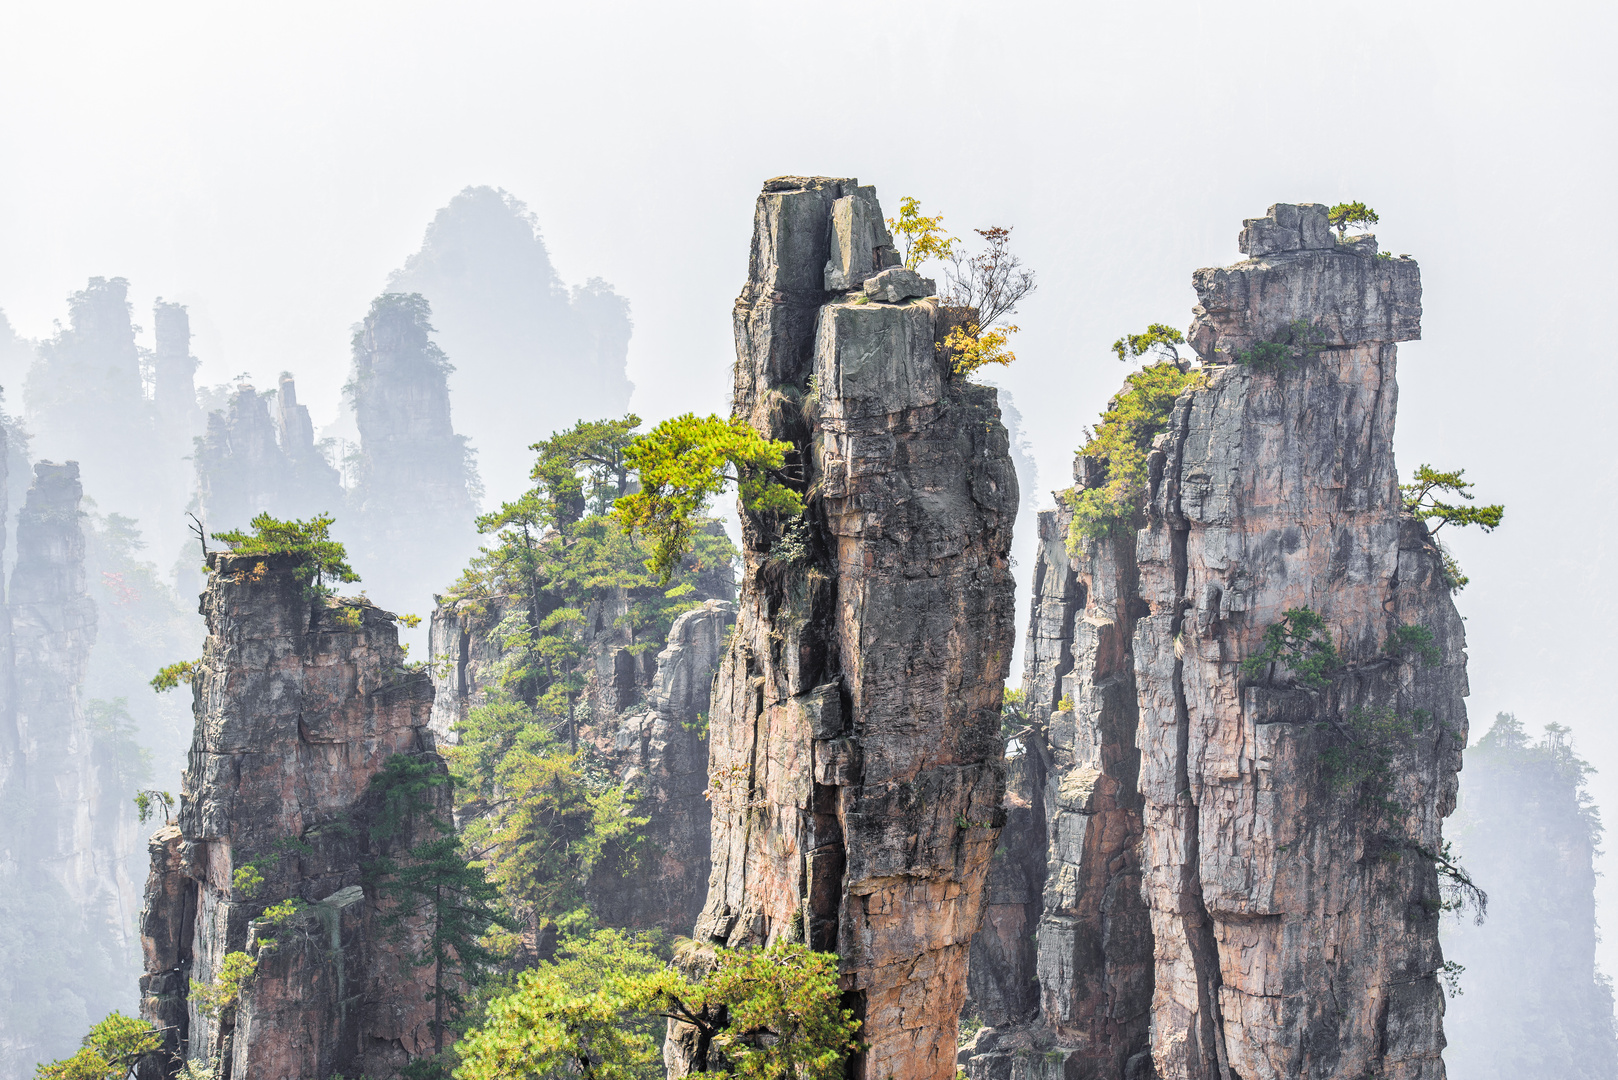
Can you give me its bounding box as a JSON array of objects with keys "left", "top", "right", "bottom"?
[
  {"left": 137, "top": 551, "right": 442, "bottom": 1079},
  {"left": 680, "top": 177, "right": 1018, "bottom": 1080}
]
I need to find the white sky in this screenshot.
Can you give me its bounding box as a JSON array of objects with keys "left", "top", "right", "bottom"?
[{"left": 3, "top": 0, "right": 1615, "bottom": 972}]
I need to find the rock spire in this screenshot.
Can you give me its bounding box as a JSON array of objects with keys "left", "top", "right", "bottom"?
[
  {"left": 965, "top": 203, "right": 1463, "bottom": 1080},
  {"left": 137, "top": 552, "right": 441, "bottom": 1078},
  {"left": 674, "top": 177, "right": 1019, "bottom": 1080}
]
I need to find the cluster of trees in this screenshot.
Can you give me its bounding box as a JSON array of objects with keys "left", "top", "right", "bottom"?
[{"left": 885, "top": 197, "right": 1036, "bottom": 379}]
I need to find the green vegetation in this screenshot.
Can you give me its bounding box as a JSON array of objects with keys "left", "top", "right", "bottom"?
[
  {"left": 210, "top": 512, "right": 359, "bottom": 596},
  {"left": 1400, "top": 464, "right": 1504, "bottom": 591},
  {"left": 149, "top": 659, "right": 199, "bottom": 693},
  {"left": 1229, "top": 318, "right": 1326, "bottom": 372},
  {"left": 887, "top": 196, "right": 956, "bottom": 271},
  {"left": 1063, "top": 361, "right": 1200, "bottom": 549},
  {"left": 1110, "top": 323, "right": 1185, "bottom": 366},
  {"left": 1385, "top": 624, "right": 1442, "bottom": 666},
  {"left": 447, "top": 696, "right": 646, "bottom": 948},
  {"left": 457, "top": 935, "right": 860, "bottom": 1080},
  {"left": 454, "top": 415, "right": 737, "bottom": 721},
  {"left": 1328, "top": 201, "right": 1379, "bottom": 235},
  {"left": 191, "top": 951, "right": 258, "bottom": 1020},
  {"left": 34, "top": 1013, "right": 162, "bottom": 1080},
  {"left": 614, "top": 413, "right": 798, "bottom": 582},
  {"left": 366, "top": 755, "right": 513, "bottom": 1054},
  {"left": 133, "top": 789, "right": 174, "bottom": 825},
  {"left": 940, "top": 322, "right": 1020, "bottom": 379},
  {"left": 1241, "top": 607, "right": 1339, "bottom": 688}
]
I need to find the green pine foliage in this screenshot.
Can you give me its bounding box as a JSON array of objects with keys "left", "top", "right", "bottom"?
[
  {"left": 450, "top": 416, "right": 737, "bottom": 718},
  {"left": 1241, "top": 607, "right": 1339, "bottom": 688},
  {"left": 1063, "top": 361, "right": 1200, "bottom": 549},
  {"left": 209, "top": 511, "right": 359, "bottom": 596},
  {"left": 1327, "top": 201, "right": 1379, "bottom": 235},
  {"left": 33, "top": 1013, "right": 162, "bottom": 1080},
  {"left": 615, "top": 413, "right": 800, "bottom": 582},
  {"left": 1400, "top": 464, "right": 1504, "bottom": 592},
  {"left": 446, "top": 696, "right": 647, "bottom": 947},
  {"left": 456, "top": 934, "right": 860, "bottom": 1080},
  {"left": 365, "top": 755, "right": 514, "bottom": 1055}
]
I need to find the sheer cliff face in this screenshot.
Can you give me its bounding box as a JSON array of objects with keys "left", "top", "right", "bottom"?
[
  {"left": 968, "top": 204, "right": 1464, "bottom": 1080},
  {"left": 0, "top": 461, "right": 147, "bottom": 1078},
  {"left": 25, "top": 279, "right": 181, "bottom": 565},
  {"left": 347, "top": 294, "right": 479, "bottom": 614},
  {"left": 1442, "top": 715, "right": 1618, "bottom": 1080},
  {"left": 139, "top": 553, "right": 440, "bottom": 1079},
  {"left": 1141, "top": 205, "right": 1461, "bottom": 1080},
  {"left": 687, "top": 178, "right": 1018, "bottom": 1080},
  {"left": 387, "top": 186, "right": 634, "bottom": 506}
]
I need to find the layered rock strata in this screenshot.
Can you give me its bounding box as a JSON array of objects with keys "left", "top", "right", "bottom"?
[
  {"left": 138, "top": 552, "right": 441, "bottom": 1079},
  {"left": 966, "top": 203, "right": 1463, "bottom": 1080},
  {"left": 679, "top": 177, "right": 1018, "bottom": 1080}
]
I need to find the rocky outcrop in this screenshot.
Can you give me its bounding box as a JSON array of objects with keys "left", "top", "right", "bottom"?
[
  {"left": 588, "top": 599, "right": 733, "bottom": 935},
  {"left": 0, "top": 461, "right": 151, "bottom": 1080},
  {"left": 25, "top": 279, "right": 179, "bottom": 564},
  {"left": 965, "top": 204, "right": 1464, "bottom": 1080},
  {"left": 137, "top": 551, "right": 441, "bottom": 1079},
  {"left": 193, "top": 378, "right": 343, "bottom": 535},
  {"left": 346, "top": 294, "right": 480, "bottom": 616},
  {"left": 678, "top": 177, "right": 1018, "bottom": 1080},
  {"left": 152, "top": 301, "right": 202, "bottom": 439}
]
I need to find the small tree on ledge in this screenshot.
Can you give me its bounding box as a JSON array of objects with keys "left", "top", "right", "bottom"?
[{"left": 210, "top": 511, "right": 360, "bottom": 597}]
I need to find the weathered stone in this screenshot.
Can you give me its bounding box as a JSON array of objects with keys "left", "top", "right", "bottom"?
[
  {"left": 823, "top": 185, "right": 901, "bottom": 290},
  {"left": 1194, "top": 204, "right": 1420, "bottom": 360},
  {"left": 863, "top": 266, "right": 936, "bottom": 304},
  {"left": 590, "top": 600, "right": 735, "bottom": 935},
  {"left": 137, "top": 551, "right": 441, "bottom": 1079},
  {"left": 682, "top": 177, "right": 1017, "bottom": 1080},
  {"left": 965, "top": 205, "right": 1462, "bottom": 1080},
  {"left": 1135, "top": 213, "right": 1461, "bottom": 1080}
]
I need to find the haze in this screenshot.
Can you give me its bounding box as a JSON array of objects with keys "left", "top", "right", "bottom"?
[{"left": 3, "top": 0, "right": 1613, "bottom": 991}]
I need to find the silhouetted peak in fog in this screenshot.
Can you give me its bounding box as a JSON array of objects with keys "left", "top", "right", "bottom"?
[{"left": 387, "top": 185, "right": 634, "bottom": 506}]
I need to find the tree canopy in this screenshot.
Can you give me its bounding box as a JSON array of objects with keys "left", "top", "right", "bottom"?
[
  {"left": 1328, "top": 201, "right": 1379, "bottom": 236},
  {"left": 210, "top": 511, "right": 359, "bottom": 594},
  {"left": 613, "top": 413, "right": 799, "bottom": 582},
  {"left": 34, "top": 1013, "right": 162, "bottom": 1080}
]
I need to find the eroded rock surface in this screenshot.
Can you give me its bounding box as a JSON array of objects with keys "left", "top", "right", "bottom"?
[
  {"left": 965, "top": 203, "right": 1463, "bottom": 1080},
  {"left": 137, "top": 551, "right": 441, "bottom": 1079},
  {"left": 679, "top": 177, "right": 1018, "bottom": 1080}
]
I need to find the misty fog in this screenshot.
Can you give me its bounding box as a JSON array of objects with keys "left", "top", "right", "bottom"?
[{"left": 0, "top": 0, "right": 1613, "bottom": 1076}]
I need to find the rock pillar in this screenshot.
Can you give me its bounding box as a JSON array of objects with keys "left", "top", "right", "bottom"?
[
  {"left": 684, "top": 177, "right": 1018, "bottom": 1080},
  {"left": 137, "top": 551, "right": 441, "bottom": 1079}
]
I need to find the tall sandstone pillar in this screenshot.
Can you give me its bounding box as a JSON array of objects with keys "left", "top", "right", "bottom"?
[
  {"left": 684, "top": 177, "right": 1018, "bottom": 1080},
  {"left": 964, "top": 204, "right": 1463, "bottom": 1080},
  {"left": 138, "top": 552, "right": 442, "bottom": 1079}
]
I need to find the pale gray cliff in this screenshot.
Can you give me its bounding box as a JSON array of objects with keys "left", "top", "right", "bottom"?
[
  {"left": 675, "top": 177, "right": 1018, "bottom": 1080},
  {"left": 344, "top": 293, "right": 480, "bottom": 618},
  {"left": 0, "top": 461, "right": 143, "bottom": 1080},
  {"left": 966, "top": 204, "right": 1464, "bottom": 1080},
  {"left": 192, "top": 378, "right": 343, "bottom": 536},
  {"left": 386, "top": 186, "right": 634, "bottom": 505}
]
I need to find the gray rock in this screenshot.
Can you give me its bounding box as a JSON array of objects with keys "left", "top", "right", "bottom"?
[
  {"left": 862, "top": 266, "right": 936, "bottom": 303},
  {"left": 682, "top": 177, "right": 1017, "bottom": 1080},
  {"left": 823, "top": 185, "right": 901, "bottom": 290}
]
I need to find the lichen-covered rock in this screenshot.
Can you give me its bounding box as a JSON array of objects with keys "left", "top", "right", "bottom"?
[
  {"left": 681, "top": 177, "right": 1017, "bottom": 1080},
  {"left": 137, "top": 551, "right": 442, "bottom": 1079}
]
